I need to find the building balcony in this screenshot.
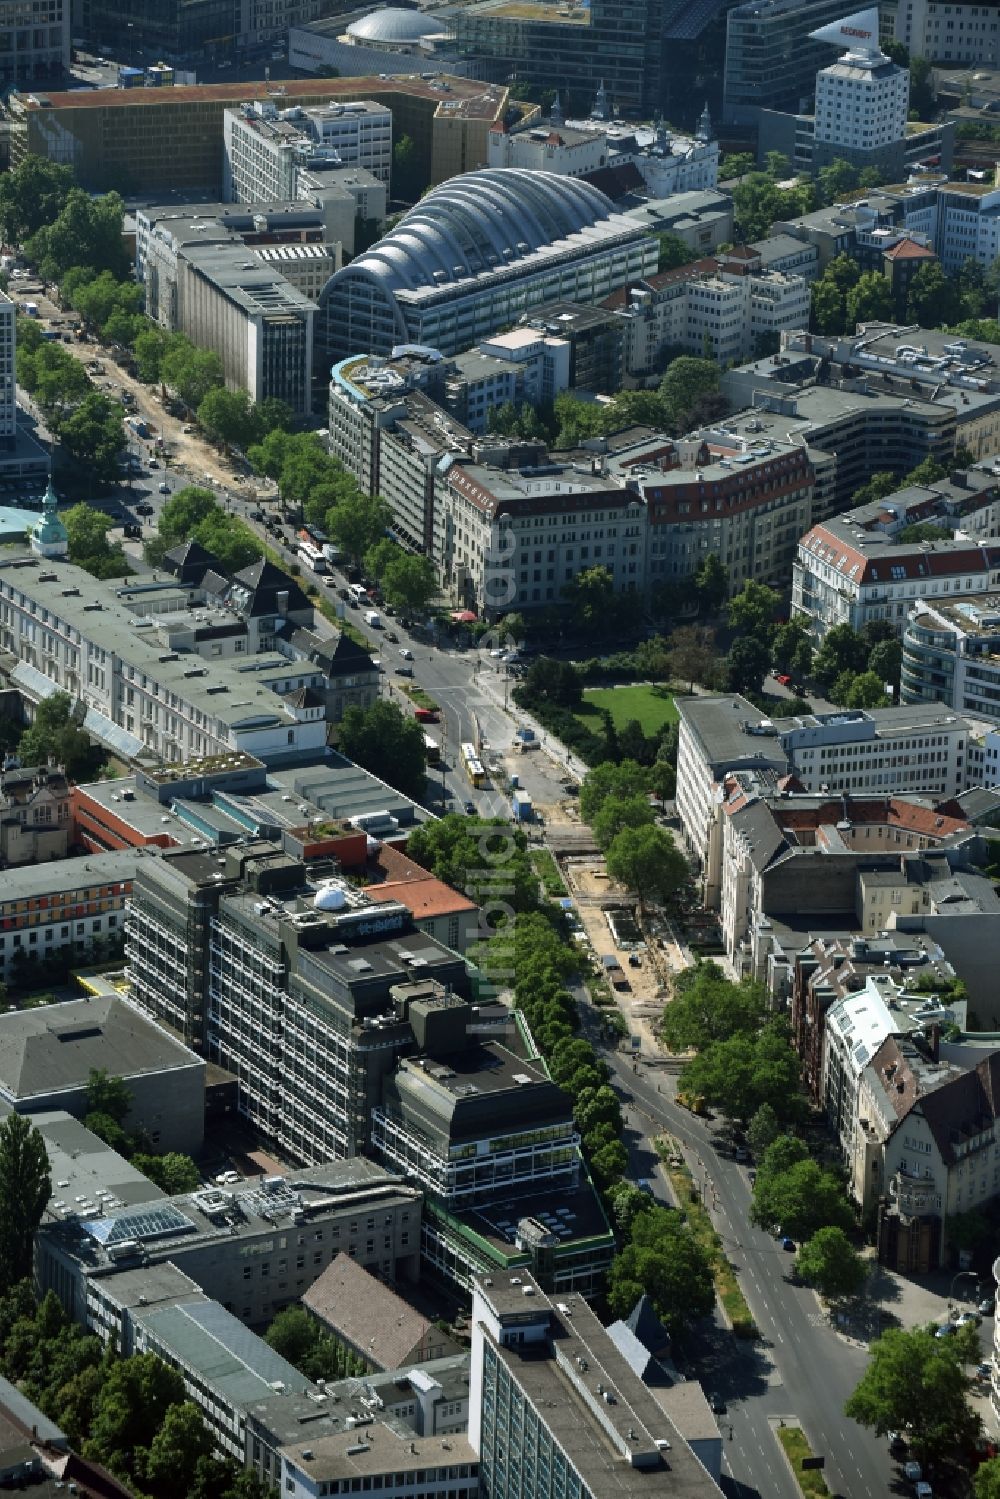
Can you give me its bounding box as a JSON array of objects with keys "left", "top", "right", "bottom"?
[{"left": 888, "top": 1168, "right": 941, "bottom": 1220}]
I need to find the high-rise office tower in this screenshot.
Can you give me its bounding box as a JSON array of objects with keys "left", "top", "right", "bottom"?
[{"left": 723, "top": 0, "right": 862, "bottom": 125}]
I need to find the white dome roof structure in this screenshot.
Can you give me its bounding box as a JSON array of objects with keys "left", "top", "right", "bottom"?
[
  {"left": 314, "top": 881, "right": 348, "bottom": 912},
  {"left": 346, "top": 7, "right": 446, "bottom": 43}
]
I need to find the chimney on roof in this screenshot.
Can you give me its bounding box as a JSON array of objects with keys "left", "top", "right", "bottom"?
[{"left": 929, "top": 1022, "right": 941, "bottom": 1063}]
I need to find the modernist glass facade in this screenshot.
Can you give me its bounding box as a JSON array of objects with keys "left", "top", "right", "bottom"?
[{"left": 723, "top": 0, "right": 857, "bottom": 124}]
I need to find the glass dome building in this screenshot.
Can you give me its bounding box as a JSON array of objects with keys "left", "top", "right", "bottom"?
[{"left": 318, "top": 167, "right": 658, "bottom": 360}]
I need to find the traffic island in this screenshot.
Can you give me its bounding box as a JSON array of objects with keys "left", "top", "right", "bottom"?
[
  {"left": 655, "top": 1135, "right": 757, "bottom": 1339},
  {"left": 772, "top": 1418, "right": 831, "bottom": 1498}
]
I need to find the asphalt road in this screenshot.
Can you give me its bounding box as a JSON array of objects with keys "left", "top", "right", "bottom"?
[{"left": 575, "top": 987, "right": 897, "bottom": 1499}]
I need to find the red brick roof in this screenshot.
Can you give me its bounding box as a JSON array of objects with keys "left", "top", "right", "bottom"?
[
  {"left": 883, "top": 237, "right": 936, "bottom": 261},
  {"left": 366, "top": 843, "right": 476, "bottom": 919}
]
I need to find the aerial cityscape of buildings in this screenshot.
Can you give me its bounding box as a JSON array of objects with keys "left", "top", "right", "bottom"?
[{"left": 4, "top": 4, "right": 1000, "bottom": 1498}]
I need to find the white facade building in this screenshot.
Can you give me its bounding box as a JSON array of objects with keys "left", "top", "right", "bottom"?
[
  {"left": 607, "top": 248, "right": 812, "bottom": 375},
  {"left": 0, "top": 555, "right": 327, "bottom": 765},
  {"left": 887, "top": 0, "right": 1000, "bottom": 67},
  {"left": 811, "top": 8, "right": 909, "bottom": 155},
  {"left": 223, "top": 99, "right": 393, "bottom": 204},
  {"left": 778, "top": 705, "right": 979, "bottom": 799}
]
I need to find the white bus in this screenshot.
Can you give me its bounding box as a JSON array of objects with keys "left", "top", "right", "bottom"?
[{"left": 298, "top": 541, "right": 329, "bottom": 574}]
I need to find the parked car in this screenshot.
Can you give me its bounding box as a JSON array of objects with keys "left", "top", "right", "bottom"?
[
  {"left": 215, "top": 1170, "right": 240, "bottom": 1186},
  {"left": 888, "top": 1431, "right": 907, "bottom": 1456},
  {"left": 780, "top": 1237, "right": 795, "bottom": 1252},
  {"left": 976, "top": 1363, "right": 992, "bottom": 1382},
  {"left": 158, "top": 482, "right": 169, "bottom": 494},
  {"left": 981, "top": 1298, "right": 996, "bottom": 1317},
  {"left": 394, "top": 665, "right": 413, "bottom": 677},
  {"left": 148, "top": 458, "right": 159, "bottom": 468},
  {"left": 958, "top": 1311, "right": 981, "bottom": 1327},
  {"left": 135, "top": 502, "right": 154, "bottom": 516},
  {"left": 934, "top": 1322, "right": 956, "bottom": 1338},
  {"left": 464, "top": 801, "right": 476, "bottom": 815},
  {"left": 399, "top": 646, "right": 413, "bottom": 660},
  {"left": 904, "top": 1461, "right": 923, "bottom": 1482},
  {"left": 123, "top": 523, "right": 142, "bottom": 540}
]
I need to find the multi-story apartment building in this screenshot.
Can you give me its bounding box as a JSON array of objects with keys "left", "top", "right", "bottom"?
[
  {"left": 223, "top": 100, "right": 393, "bottom": 203},
  {"left": 719, "top": 782, "right": 980, "bottom": 972},
  {"left": 885, "top": 0, "right": 1000, "bottom": 67},
  {"left": 0, "top": 761, "right": 70, "bottom": 866},
  {"left": 776, "top": 178, "right": 1000, "bottom": 276},
  {"left": 603, "top": 245, "right": 813, "bottom": 375},
  {"left": 674, "top": 695, "right": 789, "bottom": 905},
  {"left": 9, "top": 76, "right": 506, "bottom": 197},
  {"left": 903, "top": 594, "right": 1000, "bottom": 723},
  {"left": 606, "top": 427, "right": 815, "bottom": 595},
  {"left": 717, "top": 383, "right": 957, "bottom": 522},
  {"left": 318, "top": 169, "right": 658, "bottom": 362},
  {"left": 855, "top": 1037, "right": 1000, "bottom": 1271},
  {"left": 0, "top": 848, "right": 145, "bottom": 982},
  {"left": 0, "top": 0, "right": 68, "bottom": 85},
  {"left": 791, "top": 930, "right": 964, "bottom": 1103},
  {"left": 793, "top": 491, "right": 1000, "bottom": 642},
  {"left": 468, "top": 1274, "right": 720, "bottom": 1499},
  {"left": 76, "top": 0, "right": 322, "bottom": 63},
  {"left": 751, "top": 325, "right": 1000, "bottom": 461},
  {"left": 723, "top": 0, "right": 860, "bottom": 125}
]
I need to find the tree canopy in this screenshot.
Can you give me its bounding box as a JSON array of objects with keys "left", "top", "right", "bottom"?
[
  {"left": 338, "top": 699, "right": 426, "bottom": 800},
  {"left": 844, "top": 1325, "right": 980, "bottom": 1466},
  {"left": 796, "top": 1226, "right": 867, "bottom": 1301},
  {"left": 680, "top": 1023, "right": 804, "bottom": 1124},
  {"left": 0, "top": 1115, "right": 50, "bottom": 1290},
  {"left": 661, "top": 963, "right": 767, "bottom": 1052},
  {"left": 18, "top": 692, "right": 104, "bottom": 781},
  {"left": 608, "top": 1205, "right": 715, "bottom": 1336}
]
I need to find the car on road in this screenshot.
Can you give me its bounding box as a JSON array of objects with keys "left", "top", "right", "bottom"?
[
  {"left": 395, "top": 665, "right": 413, "bottom": 677},
  {"left": 958, "top": 1311, "right": 981, "bottom": 1326},
  {"left": 399, "top": 647, "right": 413, "bottom": 660},
  {"left": 158, "top": 482, "right": 170, "bottom": 494},
  {"left": 981, "top": 1298, "right": 995, "bottom": 1316},
  {"left": 780, "top": 1237, "right": 796, "bottom": 1252},
  {"left": 414, "top": 707, "right": 439, "bottom": 723},
  {"left": 464, "top": 801, "right": 476, "bottom": 815},
  {"left": 135, "top": 502, "right": 154, "bottom": 516},
  {"left": 123, "top": 523, "right": 142, "bottom": 540},
  {"left": 183, "top": 425, "right": 195, "bottom": 434},
  {"left": 934, "top": 1321, "right": 956, "bottom": 1337},
  {"left": 773, "top": 671, "right": 792, "bottom": 686},
  {"left": 628, "top": 953, "right": 641, "bottom": 967},
  {"left": 385, "top": 630, "right": 399, "bottom": 643},
  {"left": 977, "top": 1363, "right": 992, "bottom": 1382}
]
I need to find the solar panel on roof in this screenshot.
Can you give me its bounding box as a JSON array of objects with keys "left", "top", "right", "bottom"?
[{"left": 84, "top": 1203, "right": 195, "bottom": 1246}]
